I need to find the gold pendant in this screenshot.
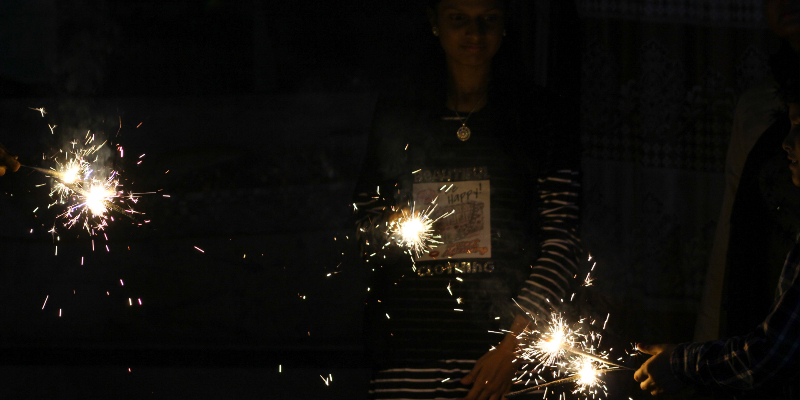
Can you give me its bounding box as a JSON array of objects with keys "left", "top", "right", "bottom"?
[{"left": 457, "top": 124, "right": 471, "bottom": 141}]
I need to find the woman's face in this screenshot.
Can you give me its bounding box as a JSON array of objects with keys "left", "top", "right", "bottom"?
[
  {"left": 784, "top": 103, "right": 800, "bottom": 187},
  {"left": 430, "top": 0, "right": 505, "bottom": 68}
]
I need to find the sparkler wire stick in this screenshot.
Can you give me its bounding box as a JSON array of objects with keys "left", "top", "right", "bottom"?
[
  {"left": 506, "top": 368, "right": 627, "bottom": 397},
  {"left": 21, "top": 165, "right": 72, "bottom": 181},
  {"left": 560, "top": 345, "right": 634, "bottom": 371}
]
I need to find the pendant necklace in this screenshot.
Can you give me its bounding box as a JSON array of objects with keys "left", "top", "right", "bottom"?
[{"left": 453, "top": 91, "right": 487, "bottom": 142}]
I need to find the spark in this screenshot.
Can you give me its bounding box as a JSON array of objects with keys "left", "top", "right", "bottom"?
[
  {"left": 194, "top": 246, "right": 205, "bottom": 253},
  {"left": 571, "top": 357, "right": 602, "bottom": 392},
  {"left": 29, "top": 107, "right": 46, "bottom": 117},
  {"left": 528, "top": 313, "right": 575, "bottom": 367},
  {"left": 42, "top": 295, "right": 49, "bottom": 310},
  {"left": 387, "top": 201, "right": 453, "bottom": 258},
  {"left": 30, "top": 131, "right": 140, "bottom": 234}
]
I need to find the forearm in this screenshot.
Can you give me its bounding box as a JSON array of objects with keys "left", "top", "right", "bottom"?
[
  {"left": 670, "top": 264, "right": 800, "bottom": 390},
  {"left": 516, "top": 169, "right": 581, "bottom": 316}
]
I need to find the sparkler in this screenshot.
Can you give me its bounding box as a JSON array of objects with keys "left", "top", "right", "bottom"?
[
  {"left": 25, "top": 129, "right": 140, "bottom": 232},
  {"left": 507, "top": 256, "right": 635, "bottom": 399},
  {"left": 386, "top": 200, "right": 453, "bottom": 259}
]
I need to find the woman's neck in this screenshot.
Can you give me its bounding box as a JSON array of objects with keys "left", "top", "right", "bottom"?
[{"left": 446, "top": 61, "right": 491, "bottom": 112}]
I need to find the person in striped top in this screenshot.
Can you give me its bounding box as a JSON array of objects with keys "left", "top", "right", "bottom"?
[{"left": 354, "top": 0, "right": 581, "bottom": 399}]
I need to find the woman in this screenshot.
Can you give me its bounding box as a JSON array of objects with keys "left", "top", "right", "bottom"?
[{"left": 354, "top": 1, "right": 581, "bottom": 399}]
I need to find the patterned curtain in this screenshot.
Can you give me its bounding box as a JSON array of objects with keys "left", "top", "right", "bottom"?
[{"left": 576, "top": 0, "right": 776, "bottom": 344}]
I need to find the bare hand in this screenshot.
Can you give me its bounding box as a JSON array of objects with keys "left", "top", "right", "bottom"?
[
  {"left": 0, "top": 143, "right": 20, "bottom": 176},
  {"left": 633, "top": 343, "right": 685, "bottom": 396},
  {"left": 460, "top": 337, "right": 518, "bottom": 400}
]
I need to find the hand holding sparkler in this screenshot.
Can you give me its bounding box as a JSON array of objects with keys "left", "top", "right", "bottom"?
[
  {"left": 461, "top": 331, "right": 520, "bottom": 400},
  {"left": 633, "top": 343, "right": 685, "bottom": 396},
  {"left": 508, "top": 311, "right": 635, "bottom": 398},
  {"left": 0, "top": 142, "right": 20, "bottom": 176}
]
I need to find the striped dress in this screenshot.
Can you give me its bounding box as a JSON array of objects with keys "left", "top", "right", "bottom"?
[{"left": 355, "top": 84, "right": 581, "bottom": 399}]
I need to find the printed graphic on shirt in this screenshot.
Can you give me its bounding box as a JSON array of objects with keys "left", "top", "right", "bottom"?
[{"left": 412, "top": 178, "right": 491, "bottom": 261}]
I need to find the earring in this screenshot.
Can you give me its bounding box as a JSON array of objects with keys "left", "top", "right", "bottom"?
[
  {"left": 503, "top": 29, "right": 507, "bottom": 37},
  {"left": 432, "top": 27, "right": 439, "bottom": 36}
]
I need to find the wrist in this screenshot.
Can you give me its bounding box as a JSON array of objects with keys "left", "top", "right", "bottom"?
[
  {"left": 498, "top": 332, "right": 520, "bottom": 353},
  {"left": 668, "top": 343, "right": 695, "bottom": 385}
]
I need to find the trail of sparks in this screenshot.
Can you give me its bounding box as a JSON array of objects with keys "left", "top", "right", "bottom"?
[
  {"left": 507, "top": 368, "right": 626, "bottom": 397},
  {"left": 28, "top": 130, "right": 141, "bottom": 233},
  {"left": 508, "top": 255, "right": 634, "bottom": 399}
]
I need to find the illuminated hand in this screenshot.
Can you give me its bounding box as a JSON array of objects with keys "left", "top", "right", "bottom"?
[
  {"left": 633, "top": 343, "right": 685, "bottom": 396},
  {"left": 460, "top": 335, "right": 518, "bottom": 400},
  {"left": 0, "top": 143, "right": 20, "bottom": 176}
]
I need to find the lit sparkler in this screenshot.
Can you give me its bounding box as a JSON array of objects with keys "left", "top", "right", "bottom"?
[
  {"left": 570, "top": 357, "right": 604, "bottom": 394},
  {"left": 387, "top": 201, "right": 453, "bottom": 259},
  {"left": 526, "top": 313, "right": 576, "bottom": 368},
  {"left": 507, "top": 255, "right": 635, "bottom": 398},
  {"left": 26, "top": 130, "right": 139, "bottom": 232}
]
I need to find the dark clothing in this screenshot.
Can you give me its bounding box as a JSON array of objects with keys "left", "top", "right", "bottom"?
[
  {"left": 724, "top": 112, "right": 800, "bottom": 340},
  {"left": 672, "top": 235, "right": 800, "bottom": 399},
  {"left": 354, "top": 82, "right": 581, "bottom": 371}
]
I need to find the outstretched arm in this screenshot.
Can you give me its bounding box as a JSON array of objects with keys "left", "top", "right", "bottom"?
[
  {"left": 636, "top": 246, "right": 800, "bottom": 394},
  {"left": 461, "top": 168, "right": 581, "bottom": 400}
]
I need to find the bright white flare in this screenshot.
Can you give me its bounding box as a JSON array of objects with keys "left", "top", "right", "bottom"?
[
  {"left": 573, "top": 357, "right": 601, "bottom": 389},
  {"left": 388, "top": 202, "right": 452, "bottom": 258},
  {"left": 529, "top": 313, "right": 575, "bottom": 367},
  {"left": 85, "top": 183, "right": 115, "bottom": 216}
]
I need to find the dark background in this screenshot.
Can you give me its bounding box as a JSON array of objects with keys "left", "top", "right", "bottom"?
[
  {"left": 0, "top": 1, "right": 581, "bottom": 399},
  {"left": 0, "top": 0, "right": 779, "bottom": 399}
]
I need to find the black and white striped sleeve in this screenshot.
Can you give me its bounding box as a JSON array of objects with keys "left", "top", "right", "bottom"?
[{"left": 516, "top": 169, "right": 581, "bottom": 317}]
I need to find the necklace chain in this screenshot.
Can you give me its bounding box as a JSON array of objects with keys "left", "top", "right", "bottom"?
[{"left": 453, "top": 91, "right": 487, "bottom": 141}]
